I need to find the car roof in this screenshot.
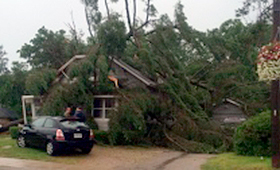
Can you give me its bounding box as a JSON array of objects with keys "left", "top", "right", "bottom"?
[
  {"left": 35, "top": 116, "right": 64, "bottom": 121},
  {"left": 36, "top": 116, "right": 81, "bottom": 122}
]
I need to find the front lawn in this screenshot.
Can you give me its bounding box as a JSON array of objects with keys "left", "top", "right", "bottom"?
[
  {"left": 202, "top": 153, "right": 272, "bottom": 170},
  {"left": 0, "top": 134, "right": 87, "bottom": 164}
]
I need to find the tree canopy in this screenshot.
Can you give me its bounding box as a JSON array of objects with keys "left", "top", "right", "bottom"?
[
  {"left": 18, "top": 27, "right": 86, "bottom": 69},
  {"left": 0, "top": 46, "right": 9, "bottom": 74}
]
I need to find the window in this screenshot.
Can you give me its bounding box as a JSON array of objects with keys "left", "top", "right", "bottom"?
[
  {"left": 106, "top": 98, "right": 115, "bottom": 107},
  {"left": 93, "top": 96, "right": 117, "bottom": 119},
  {"left": 32, "top": 118, "right": 46, "bottom": 127},
  {"left": 60, "top": 120, "right": 88, "bottom": 128},
  {"left": 93, "top": 109, "right": 102, "bottom": 118},
  {"left": 44, "top": 119, "right": 57, "bottom": 128}
]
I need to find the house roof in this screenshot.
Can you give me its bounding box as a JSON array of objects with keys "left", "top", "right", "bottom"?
[
  {"left": 53, "top": 55, "right": 87, "bottom": 84},
  {"left": 0, "top": 108, "right": 18, "bottom": 120},
  {"left": 55, "top": 54, "right": 157, "bottom": 87},
  {"left": 110, "top": 57, "right": 156, "bottom": 87},
  {"left": 57, "top": 55, "right": 87, "bottom": 75}
]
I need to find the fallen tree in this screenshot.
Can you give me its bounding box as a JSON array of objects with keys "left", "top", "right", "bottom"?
[
  {"left": 108, "top": 90, "right": 231, "bottom": 153},
  {"left": 0, "top": 119, "right": 23, "bottom": 133}
]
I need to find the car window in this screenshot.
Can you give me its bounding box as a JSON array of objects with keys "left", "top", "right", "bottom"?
[
  {"left": 60, "top": 121, "right": 88, "bottom": 129},
  {"left": 44, "top": 119, "right": 58, "bottom": 128},
  {"left": 32, "top": 118, "right": 46, "bottom": 127}
]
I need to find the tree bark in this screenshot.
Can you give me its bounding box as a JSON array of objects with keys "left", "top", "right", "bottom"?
[
  {"left": 104, "top": 0, "right": 111, "bottom": 20},
  {"left": 133, "top": 0, "right": 137, "bottom": 28},
  {"left": 124, "top": 0, "right": 133, "bottom": 32}
]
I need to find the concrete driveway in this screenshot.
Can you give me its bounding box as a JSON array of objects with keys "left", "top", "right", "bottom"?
[{"left": 0, "top": 146, "right": 215, "bottom": 170}]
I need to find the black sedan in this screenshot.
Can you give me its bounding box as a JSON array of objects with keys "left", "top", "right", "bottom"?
[{"left": 17, "top": 116, "right": 95, "bottom": 155}]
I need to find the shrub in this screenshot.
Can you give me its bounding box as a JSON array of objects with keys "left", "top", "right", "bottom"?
[
  {"left": 234, "top": 110, "right": 271, "bottom": 156},
  {"left": 94, "top": 130, "right": 110, "bottom": 144},
  {"left": 86, "top": 117, "right": 98, "bottom": 130},
  {"left": 9, "top": 126, "right": 20, "bottom": 139}
]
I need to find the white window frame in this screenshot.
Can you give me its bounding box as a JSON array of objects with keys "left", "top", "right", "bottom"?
[{"left": 92, "top": 95, "right": 118, "bottom": 119}]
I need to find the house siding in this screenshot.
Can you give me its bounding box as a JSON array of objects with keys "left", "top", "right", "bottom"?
[{"left": 213, "top": 103, "right": 246, "bottom": 124}]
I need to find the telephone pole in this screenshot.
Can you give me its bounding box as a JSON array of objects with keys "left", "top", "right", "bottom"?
[{"left": 271, "top": 0, "right": 280, "bottom": 168}]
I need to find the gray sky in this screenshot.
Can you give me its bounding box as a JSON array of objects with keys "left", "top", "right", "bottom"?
[{"left": 0, "top": 0, "right": 245, "bottom": 67}]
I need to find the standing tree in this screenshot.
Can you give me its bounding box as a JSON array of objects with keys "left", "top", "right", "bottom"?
[
  {"left": 0, "top": 61, "right": 28, "bottom": 114},
  {"left": 0, "top": 45, "right": 9, "bottom": 74},
  {"left": 96, "top": 14, "right": 127, "bottom": 56},
  {"left": 236, "top": 0, "right": 273, "bottom": 22},
  {"left": 18, "top": 27, "right": 86, "bottom": 69}
]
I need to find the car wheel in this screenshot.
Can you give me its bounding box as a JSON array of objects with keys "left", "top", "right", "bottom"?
[
  {"left": 81, "top": 147, "right": 92, "bottom": 154},
  {"left": 46, "top": 141, "right": 58, "bottom": 156},
  {"left": 17, "top": 135, "right": 27, "bottom": 148}
]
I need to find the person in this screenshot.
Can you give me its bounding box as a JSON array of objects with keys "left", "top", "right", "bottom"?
[
  {"left": 74, "top": 106, "right": 86, "bottom": 122},
  {"left": 64, "top": 107, "right": 72, "bottom": 117}
]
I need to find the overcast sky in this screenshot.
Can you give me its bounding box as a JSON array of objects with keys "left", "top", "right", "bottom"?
[{"left": 0, "top": 0, "right": 246, "bottom": 67}]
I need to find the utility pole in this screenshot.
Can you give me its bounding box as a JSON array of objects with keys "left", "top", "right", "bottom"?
[{"left": 271, "top": 0, "right": 280, "bottom": 168}]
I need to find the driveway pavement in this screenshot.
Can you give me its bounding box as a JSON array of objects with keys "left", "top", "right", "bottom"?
[{"left": 0, "top": 146, "right": 216, "bottom": 170}]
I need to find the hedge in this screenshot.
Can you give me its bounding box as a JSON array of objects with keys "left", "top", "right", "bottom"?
[
  {"left": 9, "top": 126, "right": 20, "bottom": 139},
  {"left": 234, "top": 111, "right": 271, "bottom": 156}
]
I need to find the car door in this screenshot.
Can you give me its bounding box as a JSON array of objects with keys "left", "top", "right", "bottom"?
[
  {"left": 26, "top": 118, "right": 46, "bottom": 147},
  {"left": 38, "top": 118, "right": 59, "bottom": 148}
]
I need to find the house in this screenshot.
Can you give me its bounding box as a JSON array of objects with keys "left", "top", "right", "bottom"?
[
  {"left": 50, "top": 55, "right": 158, "bottom": 131},
  {"left": 0, "top": 108, "right": 19, "bottom": 128},
  {"left": 212, "top": 98, "right": 247, "bottom": 124},
  {"left": 94, "top": 57, "right": 158, "bottom": 130}
]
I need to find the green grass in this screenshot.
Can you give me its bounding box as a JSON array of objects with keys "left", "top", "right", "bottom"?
[
  {"left": 0, "top": 134, "right": 87, "bottom": 164},
  {"left": 202, "top": 153, "right": 272, "bottom": 170}
]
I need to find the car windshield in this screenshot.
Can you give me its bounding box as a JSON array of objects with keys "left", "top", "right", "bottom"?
[{"left": 60, "top": 120, "right": 88, "bottom": 129}]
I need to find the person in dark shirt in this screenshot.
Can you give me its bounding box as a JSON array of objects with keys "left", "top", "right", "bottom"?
[{"left": 74, "top": 106, "right": 86, "bottom": 122}]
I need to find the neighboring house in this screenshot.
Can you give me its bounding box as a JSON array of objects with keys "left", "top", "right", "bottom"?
[
  {"left": 212, "top": 98, "right": 247, "bottom": 124},
  {"left": 0, "top": 108, "right": 19, "bottom": 128},
  {"left": 53, "top": 55, "right": 157, "bottom": 131}
]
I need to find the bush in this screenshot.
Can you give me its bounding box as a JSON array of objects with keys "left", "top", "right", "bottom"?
[
  {"left": 234, "top": 110, "right": 271, "bottom": 156},
  {"left": 9, "top": 126, "right": 20, "bottom": 139},
  {"left": 86, "top": 117, "right": 98, "bottom": 130},
  {"left": 94, "top": 130, "right": 110, "bottom": 144}
]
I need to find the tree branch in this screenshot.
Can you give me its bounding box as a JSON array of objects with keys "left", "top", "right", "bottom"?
[
  {"left": 190, "top": 61, "right": 212, "bottom": 81},
  {"left": 133, "top": 0, "right": 137, "bottom": 28},
  {"left": 189, "top": 79, "right": 214, "bottom": 93},
  {"left": 124, "top": 0, "right": 153, "bottom": 40},
  {"left": 66, "top": 12, "right": 79, "bottom": 54},
  {"left": 135, "top": 0, "right": 151, "bottom": 31},
  {"left": 144, "top": 24, "right": 178, "bottom": 36},
  {"left": 104, "top": 0, "right": 110, "bottom": 20},
  {"left": 125, "top": 0, "right": 133, "bottom": 32},
  {"left": 84, "top": 7, "right": 94, "bottom": 38},
  {"left": 145, "top": 0, "right": 151, "bottom": 24}
]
